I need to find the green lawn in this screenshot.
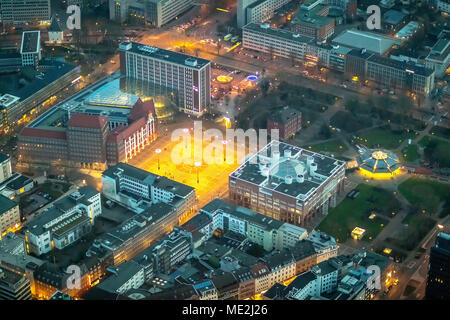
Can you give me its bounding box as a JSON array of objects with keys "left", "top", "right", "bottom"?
[
  {"left": 318, "top": 184, "right": 393, "bottom": 243},
  {"left": 401, "top": 144, "right": 420, "bottom": 163},
  {"left": 387, "top": 212, "right": 436, "bottom": 252},
  {"left": 398, "top": 178, "right": 450, "bottom": 215},
  {"left": 304, "top": 139, "right": 348, "bottom": 154},
  {"left": 358, "top": 126, "right": 416, "bottom": 149},
  {"left": 418, "top": 135, "right": 450, "bottom": 167},
  {"left": 430, "top": 126, "right": 450, "bottom": 140}
]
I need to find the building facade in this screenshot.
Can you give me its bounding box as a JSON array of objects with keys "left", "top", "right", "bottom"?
[
  {"left": 0, "top": 153, "right": 12, "bottom": 184},
  {"left": 101, "top": 162, "right": 196, "bottom": 222},
  {"left": 18, "top": 98, "right": 156, "bottom": 168},
  {"left": 109, "top": 0, "right": 194, "bottom": 27},
  {"left": 0, "top": 195, "right": 20, "bottom": 237},
  {"left": 0, "top": 0, "right": 51, "bottom": 25},
  {"left": 24, "top": 186, "right": 101, "bottom": 256},
  {"left": 0, "top": 268, "right": 32, "bottom": 300},
  {"left": 229, "top": 141, "right": 346, "bottom": 226},
  {"left": 267, "top": 106, "right": 302, "bottom": 140},
  {"left": 426, "top": 232, "right": 450, "bottom": 300},
  {"left": 199, "top": 199, "right": 308, "bottom": 252},
  {"left": 119, "top": 42, "right": 211, "bottom": 116}
]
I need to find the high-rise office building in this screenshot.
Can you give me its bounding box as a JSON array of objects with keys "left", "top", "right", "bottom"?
[
  {"left": 426, "top": 232, "right": 450, "bottom": 300},
  {"left": 0, "top": 0, "right": 51, "bottom": 25},
  {"left": 109, "top": 0, "right": 194, "bottom": 27},
  {"left": 119, "top": 42, "right": 211, "bottom": 116}
]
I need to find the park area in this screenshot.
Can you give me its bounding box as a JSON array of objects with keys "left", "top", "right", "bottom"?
[
  {"left": 356, "top": 126, "right": 416, "bottom": 149},
  {"left": 401, "top": 144, "right": 420, "bottom": 163},
  {"left": 419, "top": 135, "right": 450, "bottom": 168},
  {"left": 303, "top": 138, "right": 348, "bottom": 155},
  {"left": 318, "top": 184, "right": 399, "bottom": 243},
  {"left": 398, "top": 178, "right": 450, "bottom": 215}
]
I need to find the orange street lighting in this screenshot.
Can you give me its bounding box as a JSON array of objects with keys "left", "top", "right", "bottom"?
[
  {"left": 227, "top": 42, "right": 241, "bottom": 52},
  {"left": 194, "top": 161, "right": 202, "bottom": 183},
  {"left": 222, "top": 140, "right": 228, "bottom": 162},
  {"left": 155, "top": 148, "right": 162, "bottom": 170}
]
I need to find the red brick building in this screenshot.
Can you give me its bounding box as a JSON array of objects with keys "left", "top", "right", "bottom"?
[
  {"left": 267, "top": 106, "right": 302, "bottom": 140},
  {"left": 18, "top": 99, "right": 157, "bottom": 168}
]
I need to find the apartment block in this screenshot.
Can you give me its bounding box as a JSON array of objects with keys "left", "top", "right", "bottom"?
[
  {"left": 24, "top": 186, "right": 101, "bottom": 256},
  {"left": 0, "top": 195, "right": 20, "bottom": 237}
]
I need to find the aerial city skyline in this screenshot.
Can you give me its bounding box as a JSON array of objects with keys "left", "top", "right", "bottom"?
[{"left": 0, "top": 0, "right": 448, "bottom": 304}]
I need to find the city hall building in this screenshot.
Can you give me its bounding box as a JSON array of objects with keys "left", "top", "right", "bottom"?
[
  {"left": 229, "top": 141, "right": 346, "bottom": 226},
  {"left": 119, "top": 42, "right": 211, "bottom": 117},
  {"left": 18, "top": 96, "right": 157, "bottom": 169}
]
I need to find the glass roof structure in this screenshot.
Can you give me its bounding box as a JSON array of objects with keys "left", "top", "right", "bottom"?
[
  {"left": 85, "top": 79, "right": 139, "bottom": 107},
  {"left": 357, "top": 149, "right": 401, "bottom": 174}
]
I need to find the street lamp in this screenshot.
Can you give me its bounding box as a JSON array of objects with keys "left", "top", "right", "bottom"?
[
  {"left": 155, "top": 148, "right": 161, "bottom": 170},
  {"left": 222, "top": 140, "right": 228, "bottom": 163},
  {"left": 194, "top": 161, "right": 201, "bottom": 183}
]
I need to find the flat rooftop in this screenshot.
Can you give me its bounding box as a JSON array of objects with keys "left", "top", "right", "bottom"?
[
  {"left": 367, "top": 54, "right": 434, "bottom": 77},
  {"left": 230, "top": 141, "right": 345, "bottom": 200},
  {"left": 332, "top": 29, "right": 403, "bottom": 55},
  {"left": 0, "top": 194, "right": 17, "bottom": 214},
  {"left": 103, "top": 162, "right": 195, "bottom": 198},
  {"left": 21, "top": 31, "right": 40, "bottom": 54},
  {"left": 119, "top": 42, "right": 211, "bottom": 69},
  {"left": 201, "top": 199, "right": 287, "bottom": 232},
  {"left": 395, "top": 21, "right": 420, "bottom": 39},
  {"left": 243, "top": 23, "right": 314, "bottom": 44},
  {"left": 3, "top": 59, "right": 77, "bottom": 101}
]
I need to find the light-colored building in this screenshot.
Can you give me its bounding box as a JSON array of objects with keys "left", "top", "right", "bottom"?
[
  {"left": 0, "top": 233, "right": 25, "bottom": 256},
  {"left": 366, "top": 54, "right": 435, "bottom": 96},
  {"left": 425, "top": 37, "right": 450, "bottom": 78},
  {"left": 0, "top": 0, "right": 51, "bottom": 25},
  {"left": 24, "top": 186, "right": 101, "bottom": 255},
  {"left": 97, "top": 260, "right": 145, "bottom": 294},
  {"left": 48, "top": 17, "right": 64, "bottom": 44},
  {"left": 435, "top": 0, "right": 450, "bottom": 14},
  {"left": 244, "top": 0, "right": 292, "bottom": 28},
  {"left": 243, "top": 23, "right": 313, "bottom": 62},
  {"left": 333, "top": 29, "right": 403, "bottom": 55},
  {"left": 102, "top": 162, "right": 196, "bottom": 220},
  {"left": 109, "top": 0, "right": 194, "bottom": 27},
  {"left": 0, "top": 195, "right": 20, "bottom": 238},
  {"left": 307, "top": 230, "right": 338, "bottom": 263},
  {"left": 199, "top": 199, "right": 308, "bottom": 252},
  {"left": 119, "top": 42, "right": 211, "bottom": 116},
  {"left": 0, "top": 153, "right": 12, "bottom": 184},
  {"left": 20, "top": 31, "right": 41, "bottom": 67}
]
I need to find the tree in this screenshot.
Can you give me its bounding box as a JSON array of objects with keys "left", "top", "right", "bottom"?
[
  {"left": 246, "top": 244, "right": 266, "bottom": 258},
  {"left": 259, "top": 79, "right": 270, "bottom": 97},
  {"left": 319, "top": 122, "right": 332, "bottom": 139},
  {"left": 345, "top": 99, "right": 360, "bottom": 116}
]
